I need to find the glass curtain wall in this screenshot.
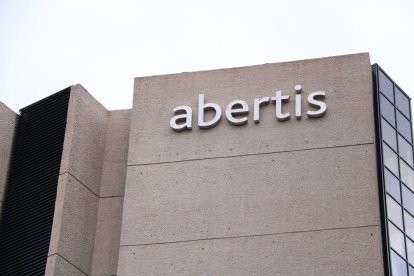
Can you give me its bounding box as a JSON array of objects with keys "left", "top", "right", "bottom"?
[{"left": 373, "top": 64, "right": 414, "bottom": 276}]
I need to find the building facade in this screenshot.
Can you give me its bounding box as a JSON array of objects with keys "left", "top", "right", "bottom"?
[{"left": 0, "top": 53, "right": 412, "bottom": 275}]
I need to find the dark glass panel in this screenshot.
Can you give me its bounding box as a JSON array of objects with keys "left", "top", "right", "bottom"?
[
  {"left": 387, "top": 195, "right": 403, "bottom": 229},
  {"left": 403, "top": 185, "right": 414, "bottom": 215},
  {"left": 391, "top": 249, "right": 408, "bottom": 276},
  {"left": 401, "top": 160, "right": 414, "bottom": 191},
  {"left": 379, "top": 70, "right": 394, "bottom": 103},
  {"left": 399, "top": 135, "right": 414, "bottom": 167},
  {"left": 385, "top": 168, "right": 401, "bottom": 203},
  {"left": 397, "top": 111, "right": 412, "bottom": 143},
  {"left": 396, "top": 87, "right": 411, "bottom": 119},
  {"left": 389, "top": 221, "right": 406, "bottom": 258},
  {"left": 405, "top": 211, "right": 414, "bottom": 241},
  {"left": 408, "top": 238, "right": 414, "bottom": 266},
  {"left": 382, "top": 118, "right": 397, "bottom": 150},
  {"left": 384, "top": 142, "right": 399, "bottom": 176},
  {"left": 381, "top": 94, "right": 396, "bottom": 127}
]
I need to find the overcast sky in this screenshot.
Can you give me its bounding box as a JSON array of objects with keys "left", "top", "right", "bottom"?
[{"left": 1, "top": 0, "right": 413, "bottom": 112}]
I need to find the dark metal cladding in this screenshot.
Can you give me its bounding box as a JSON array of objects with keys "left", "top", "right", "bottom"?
[{"left": 0, "top": 87, "right": 71, "bottom": 275}]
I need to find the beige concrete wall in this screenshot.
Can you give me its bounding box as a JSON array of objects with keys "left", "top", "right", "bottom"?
[
  {"left": 91, "top": 110, "right": 130, "bottom": 276},
  {"left": 119, "top": 53, "right": 384, "bottom": 275},
  {"left": 47, "top": 85, "right": 108, "bottom": 275},
  {"left": 0, "top": 102, "right": 16, "bottom": 213},
  {"left": 46, "top": 85, "right": 130, "bottom": 275}
]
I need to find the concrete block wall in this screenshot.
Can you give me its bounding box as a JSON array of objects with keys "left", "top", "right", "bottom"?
[
  {"left": 46, "top": 85, "right": 130, "bottom": 276},
  {"left": 0, "top": 102, "right": 16, "bottom": 214},
  {"left": 119, "top": 53, "right": 384, "bottom": 275},
  {"left": 91, "top": 110, "right": 131, "bottom": 276}
]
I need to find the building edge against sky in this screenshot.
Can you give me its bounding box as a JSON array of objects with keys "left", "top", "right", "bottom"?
[{"left": 0, "top": 52, "right": 413, "bottom": 275}]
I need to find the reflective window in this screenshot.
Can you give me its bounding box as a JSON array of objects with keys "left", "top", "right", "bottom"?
[
  {"left": 385, "top": 168, "right": 401, "bottom": 203},
  {"left": 403, "top": 185, "right": 414, "bottom": 215},
  {"left": 400, "top": 135, "right": 414, "bottom": 167},
  {"left": 379, "top": 70, "right": 394, "bottom": 103},
  {"left": 377, "top": 66, "right": 413, "bottom": 276},
  {"left": 401, "top": 160, "right": 414, "bottom": 191},
  {"left": 406, "top": 211, "right": 414, "bottom": 241},
  {"left": 384, "top": 142, "right": 400, "bottom": 176},
  {"left": 408, "top": 238, "right": 414, "bottom": 266},
  {"left": 387, "top": 195, "right": 404, "bottom": 229},
  {"left": 389, "top": 221, "right": 407, "bottom": 258},
  {"left": 396, "top": 87, "right": 411, "bottom": 119},
  {"left": 397, "top": 111, "right": 413, "bottom": 143},
  {"left": 381, "top": 94, "right": 396, "bottom": 127},
  {"left": 382, "top": 118, "right": 397, "bottom": 150},
  {"left": 391, "top": 249, "right": 408, "bottom": 276}
]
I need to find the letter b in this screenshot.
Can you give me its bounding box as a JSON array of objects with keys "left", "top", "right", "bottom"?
[{"left": 198, "top": 94, "right": 221, "bottom": 128}]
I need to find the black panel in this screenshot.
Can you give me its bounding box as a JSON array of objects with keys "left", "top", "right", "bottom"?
[{"left": 0, "top": 88, "right": 71, "bottom": 275}]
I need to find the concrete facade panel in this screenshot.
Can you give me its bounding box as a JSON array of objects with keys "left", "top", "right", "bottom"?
[
  {"left": 91, "top": 197, "right": 124, "bottom": 276},
  {"left": 48, "top": 173, "right": 99, "bottom": 275},
  {"left": 121, "top": 144, "right": 379, "bottom": 246},
  {"left": 60, "top": 84, "right": 108, "bottom": 196},
  {"left": 46, "top": 254, "right": 87, "bottom": 276},
  {"left": 128, "top": 53, "right": 374, "bottom": 165},
  {"left": 117, "top": 226, "right": 383, "bottom": 276},
  {"left": 0, "top": 102, "right": 16, "bottom": 210},
  {"left": 100, "top": 110, "right": 131, "bottom": 197}
]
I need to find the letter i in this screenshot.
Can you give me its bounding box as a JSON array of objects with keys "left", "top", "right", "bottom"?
[{"left": 295, "top": 85, "right": 302, "bottom": 119}]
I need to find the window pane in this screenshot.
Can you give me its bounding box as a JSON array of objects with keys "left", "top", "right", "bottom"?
[
  {"left": 387, "top": 195, "right": 403, "bottom": 229},
  {"left": 408, "top": 238, "right": 414, "bottom": 266},
  {"left": 391, "top": 249, "right": 408, "bottom": 276},
  {"left": 397, "top": 111, "right": 412, "bottom": 143},
  {"left": 400, "top": 135, "right": 414, "bottom": 167},
  {"left": 406, "top": 211, "right": 414, "bottom": 241},
  {"left": 401, "top": 160, "right": 414, "bottom": 191},
  {"left": 381, "top": 94, "right": 396, "bottom": 127},
  {"left": 384, "top": 142, "right": 399, "bottom": 176},
  {"left": 382, "top": 118, "right": 397, "bottom": 150},
  {"left": 396, "top": 87, "right": 411, "bottom": 119},
  {"left": 385, "top": 168, "right": 401, "bottom": 203},
  {"left": 410, "top": 265, "right": 414, "bottom": 276},
  {"left": 379, "top": 70, "right": 394, "bottom": 103},
  {"left": 403, "top": 185, "right": 414, "bottom": 215},
  {"left": 389, "top": 221, "right": 406, "bottom": 258}
]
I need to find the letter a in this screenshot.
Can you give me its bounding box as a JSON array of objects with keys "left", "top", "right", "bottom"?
[{"left": 170, "top": 106, "right": 192, "bottom": 131}]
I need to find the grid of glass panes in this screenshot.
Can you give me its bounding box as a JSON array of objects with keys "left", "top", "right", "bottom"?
[{"left": 378, "top": 68, "right": 414, "bottom": 276}]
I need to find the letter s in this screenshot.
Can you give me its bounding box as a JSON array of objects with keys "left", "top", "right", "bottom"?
[{"left": 307, "top": 91, "right": 326, "bottom": 118}]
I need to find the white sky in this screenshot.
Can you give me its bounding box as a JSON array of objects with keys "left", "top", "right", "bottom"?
[{"left": 0, "top": 0, "right": 413, "bottom": 112}]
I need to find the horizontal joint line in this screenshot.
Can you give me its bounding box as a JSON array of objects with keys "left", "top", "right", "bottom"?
[
  {"left": 120, "top": 224, "right": 379, "bottom": 247},
  {"left": 128, "top": 142, "right": 374, "bottom": 167}
]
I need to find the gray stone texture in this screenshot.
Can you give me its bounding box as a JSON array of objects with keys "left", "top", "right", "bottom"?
[
  {"left": 99, "top": 109, "right": 131, "bottom": 197},
  {"left": 118, "top": 226, "right": 383, "bottom": 276},
  {"left": 91, "top": 197, "right": 125, "bottom": 276},
  {"left": 128, "top": 53, "right": 375, "bottom": 165},
  {"left": 121, "top": 144, "right": 379, "bottom": 246},
  {"left": 119, "top": 53, "right": 383, "bottom": 274},
  {"left": 48, "top": 173, "right": 99, "bottom": 274},
  {"left": 90, "top": 109, "right": 130, "bottom": 275},
  {"left": 60, "top": 84, "right": 108, "bottom": 196},
  {"left": 47, "top": 85, "right": 130, "bottom": 275},
  {"left": 46, "top": 254, "right": 87, "bottom": 276},
  {"left": 0, "top": 102, "right": 16, "bottom": 212}
]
